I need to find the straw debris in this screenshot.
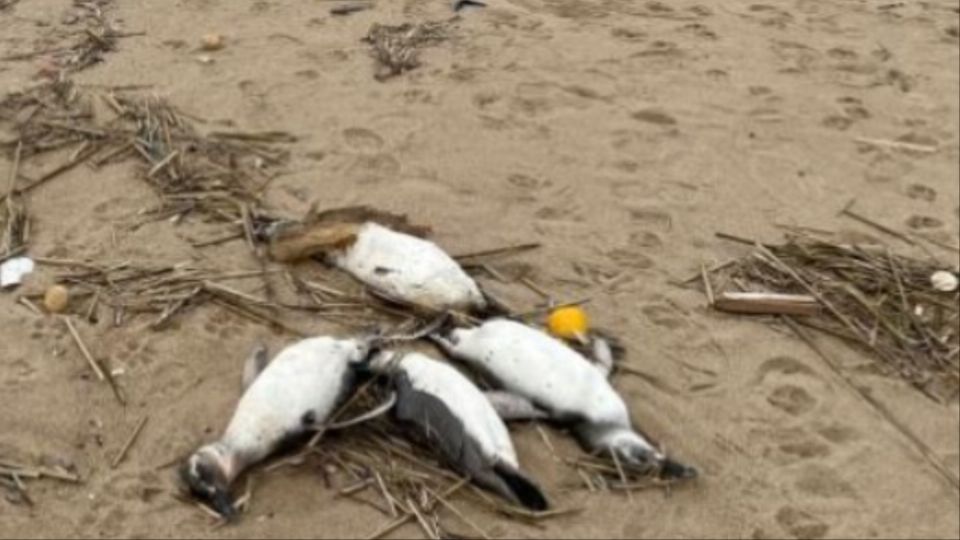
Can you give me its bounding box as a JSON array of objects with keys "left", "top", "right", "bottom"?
[
  {"left": 707, "top": 233, "right": 959, "bottom": 402},
  {"left": 364, "top": 21, "right": 452, "bottom": 81}
]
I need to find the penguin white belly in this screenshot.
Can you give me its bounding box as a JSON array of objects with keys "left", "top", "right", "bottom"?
[
  {"left": 332, "top": 223, "right": 484, "bottom": 311},
  {"left": 222, "top": 337, "right": 361, "bottom": 461},
  {"left": 399, "top": 352, "right": 518, "bottom": 467},
  {"left": 450, "top": 320, "right": 630, "bottom": 427}
]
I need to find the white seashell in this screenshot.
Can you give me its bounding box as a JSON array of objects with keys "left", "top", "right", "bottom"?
[{"left": 930, "top": 270, "right": 959, "bottom": 292}]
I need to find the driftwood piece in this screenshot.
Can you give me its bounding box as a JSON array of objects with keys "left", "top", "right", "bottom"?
[{"left": 713, "top": 292, "right": 820, "bottom": 316}]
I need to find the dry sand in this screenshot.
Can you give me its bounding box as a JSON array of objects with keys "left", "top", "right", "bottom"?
[{"left": 2, "top": 0, "right": 959, "bottom": 538}]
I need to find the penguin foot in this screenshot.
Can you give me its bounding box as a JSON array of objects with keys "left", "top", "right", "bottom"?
[
  {"left": 492, "top": 462, "right": 549, "bottom": 511},
  {"left": 484, "top": 391, "right": 550, "bottom": 421}
]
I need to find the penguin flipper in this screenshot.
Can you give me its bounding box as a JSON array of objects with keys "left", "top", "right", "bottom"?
[
  {"left": 484, "top": 391, "right": 549, "bottom": 421},
  {"left": 241, "top": 343, "right": 269, "bottom": 391},
  {"left": 591, "top": 337, "right": 615, "bottom": 379},
  {"left": 492, "top": 461, "right": 549, "bottom": 511}
]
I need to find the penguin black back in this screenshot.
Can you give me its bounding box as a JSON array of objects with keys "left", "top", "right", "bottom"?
[{"left": 391, "top": 372, "right": 549, "bottom": 511}]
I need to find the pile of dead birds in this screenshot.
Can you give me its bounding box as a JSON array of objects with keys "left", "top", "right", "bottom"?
[{"left": 175, "top": 207, "right": 699, "bottom": 535}]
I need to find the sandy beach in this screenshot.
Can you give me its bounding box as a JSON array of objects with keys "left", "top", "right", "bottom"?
[{"left": 1, "top": 0, "right": 959, "bottom": 538}]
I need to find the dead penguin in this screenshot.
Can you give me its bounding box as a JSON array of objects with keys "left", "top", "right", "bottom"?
[
  {"left": 433, "top": 319, "right": 697, "bottom": 480},
  {"left": 264, "top": 206, "right": 487, "bottom": 313},
  {"left": 180, "top": 336, "right": 377, "bottom": 518},
  {"left": 369, "top": 350, "right": 548, "bottom": 510}
]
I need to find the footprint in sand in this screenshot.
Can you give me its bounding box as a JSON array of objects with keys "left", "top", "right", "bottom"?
[
  {"left": 342, "top": 127, "right": 385, "bottom": 153},
  {"left": 632, "top": 108, "right": 678, "bottom": 126},
  {"left": 794, "top": 464, "right": 858, "bottom": 499},
  {"left": 768, "top": 385, "right": 817, "bottom": 416},
  {"left": 775, "top": 506, "right": 830, "bottom": 539},
  {"left": 905, "top": 215, "right": 943, "bottom": 230},
  {"left": 755, "top": 356, "right": 822, "bottom": 416},
  {"left": 626, "top": 207, "right": 674, "bottom": 232},
  {"left": 641, "top": 303, "right": 688, "bottom": 330},
  {"left": 906, "top": 184, "right": 937, "bottom": 202}
]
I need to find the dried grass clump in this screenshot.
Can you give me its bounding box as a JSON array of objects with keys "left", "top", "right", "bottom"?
[
  {"left": 711, "top": 235, "right": 959, "bottom": 402},
  {"left": 364, "top": 21, "right": 451, "bottom": 81}
]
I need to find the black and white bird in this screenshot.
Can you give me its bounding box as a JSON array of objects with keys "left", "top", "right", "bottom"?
[
  {"left": 180, "top": 337, "right": 378, "bottom": 518},
  {"left": 264, "top": 207, "right": 488, "bottom": 313},
  {"left": 432, "top": 318, "right": 697, "bottom": 480},
  {"left": 368, "top": 350, "right": 549, "bottom": 510}
]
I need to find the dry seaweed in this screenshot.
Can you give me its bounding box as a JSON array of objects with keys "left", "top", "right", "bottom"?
[
  {"left": 0, "top": 79, "right": 293, "bottom": 235},
  {"left": 364, "top": 21, "right": 452, "bottom": 81},
  {"left": 707, "top": 233, "right": 960, "bottom": 402}
]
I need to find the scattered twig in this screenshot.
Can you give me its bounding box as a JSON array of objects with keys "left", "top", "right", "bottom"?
[
  {"left": 839, "top": 199, "right": 916, "bottom": 246},
  {"left": 453, "top": 242, "right": 541, "bottom": 261},
  {"left": 63, "top": 316, "right": 105, "bottom": 381},
  {"left": 111, "top": 415, "right": 148, "bottom": 468},
  {"left": 700, "top": 263, "right": 715, "bottom": 306}
]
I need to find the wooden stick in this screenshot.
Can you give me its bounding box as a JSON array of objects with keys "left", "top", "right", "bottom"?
[
  {"left": 680, "top": 259, "right": 736, "bottom": 285},
  {"left": 63, "top": 316, "right": 125, "bottom": 405},
  {"left": 713, "top": 291, "right": 820, "bottom": 316},
  {"left": 839, "top": 199, "right": 916, "bottom": 246},
  {"left": 854, "top": 136, "right": 938, "bottom": 154},
  {"left": 0, "top": 460, "right": 80, "bottom": 483},
  {"left": 519, "top": 276, "right": 551, "bottom": 300},
  {"left": 424, "top": 486, "right": 491, "bottom": 540},
  {"left": 191, "top": 232, "right": 243, "bottom": 248},
  {"left": 700, "top": 263, "right": 715, "bottom": 306},
  {"left": 610, "top": 449, "right": 633, "bottom": 502},
  {"left": 5, "top": 141, "right": 22, "bottom": 208},
  {"left": 365, "top": 478, "right": 468, "bottom": 540},
  {"left": 783, "top": 317, "right": 959, "bottom": 490},
  {"left": 0, "top": 245, "right": 28, "bottom": 264},
  {"left": 111, "top": 415, "right": 148, "bottom": 468},
  {"left": 63, "top": 317, "right": 105, "bottom": 381},
  {"left": 407, "top": 497, "right": 439, "bottom": 540},
  {"left": 0, "top": 144, "right": 100, "bottom": 204},
  {"left": 452, "top": 242, "right": 541, "bottom": 260}
]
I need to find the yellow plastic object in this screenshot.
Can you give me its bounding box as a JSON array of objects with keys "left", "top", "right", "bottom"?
[{"left": 547, "top": 306, "right": 589, "bottom": 342}]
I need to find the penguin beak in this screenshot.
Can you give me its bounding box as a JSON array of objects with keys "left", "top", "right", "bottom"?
[
  {"left": 211, "top": 488, "right": 238, "bottom": 521},
  {"left": 573, "top": 331, "right": 589, "bottom": 346}
]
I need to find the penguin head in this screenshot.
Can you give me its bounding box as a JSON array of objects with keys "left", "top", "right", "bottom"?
[
  {"left": 180, "top": 444, "right": 236, "bottom": 520},
  {"left": 601, "top": 429, "right": 664, "bottom": 474},
  {"left": 600, "top": 429, "right": 698, "bottom": 481}
]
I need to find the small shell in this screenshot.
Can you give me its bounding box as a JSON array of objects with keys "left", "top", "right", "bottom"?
[
  {"left": 930, "top": 270, "right": 959, "bottom": 292},
  {"left": 200, "top": 33, "right": 225, "bottom": 51},
  {"left": 44, "top": 285, "right": 70, "bottom": 313}
]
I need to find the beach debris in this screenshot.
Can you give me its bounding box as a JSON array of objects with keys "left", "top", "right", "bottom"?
[
  {"left": 930, "top": 270, "right": 959, "bottom": 293},
  {"left": 364, "top": 21, "right": 450, "bottom": 81},
  {"left": 200, "top": 34, "right": 225, "bottom": 51},
  {"left": 1, "top": 79, "right": 293, "bottom": 237},
  {"left": 111, "top": 415, "right": 148, "bottom": 468},
  {"left": 63, "top": 316, "right": 125, "bottom": 404},
  {"left": 0, "top": 256, "right": 34, "bottom": 289},
  {"left": 195, "top": 54, "right": 214, "bottom": 65},
  {"left": 706, "top": 232, "right": 960, "bottom": 402},
  {"left": 712, "top": 291, "right": 820, "bottom": 316},
  {"left": 43, "top": 283, "right": 70, "bottom": 312}
]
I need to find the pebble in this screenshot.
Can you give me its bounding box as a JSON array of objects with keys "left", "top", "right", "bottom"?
[{"left": 43, "top": 284, "right": 70, "bottom": 313}]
